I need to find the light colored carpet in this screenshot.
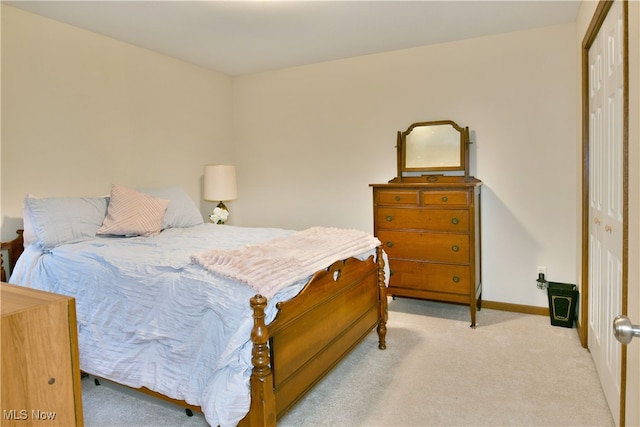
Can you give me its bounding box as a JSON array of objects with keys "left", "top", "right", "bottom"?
[{"left": 82, "top": 298, "right": 614, "bottom": 426}]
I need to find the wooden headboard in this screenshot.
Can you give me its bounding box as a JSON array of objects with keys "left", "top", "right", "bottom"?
[{"left": 1, "top": 230, "right": 24, "bottom": 282}]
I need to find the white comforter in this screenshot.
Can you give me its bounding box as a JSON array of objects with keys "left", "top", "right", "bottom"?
[{"left": 10, "top": 224, "right": 379, "bottom": 426}]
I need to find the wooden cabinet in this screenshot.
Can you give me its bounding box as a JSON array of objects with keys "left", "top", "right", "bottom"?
[
  {"left": 372, "top": 119, "right": 482, "bottom": 326},
  {"left": 371, "top": 176, "right": 482, "bottom": 327},
  {"left": 1, "top": 282, "right": 83, "bottom": 426}
]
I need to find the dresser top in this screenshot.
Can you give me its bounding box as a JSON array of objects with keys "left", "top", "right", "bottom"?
[
  {"left": 370, "top": 175, "right": 482, "bottom": 188},
  {"left": 1, "top": 282, "right": 71, "bottom": 316}
]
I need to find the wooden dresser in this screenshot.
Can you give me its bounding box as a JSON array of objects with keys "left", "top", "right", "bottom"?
[
  {"left": 371, "top": 120, "right": 482, "bottom": 327},
  {"left": 371, "top": 176, "right": 482, "bottom": 326},
  {"left": 1, "top": 282, "right": 84, "bottom": 426}
]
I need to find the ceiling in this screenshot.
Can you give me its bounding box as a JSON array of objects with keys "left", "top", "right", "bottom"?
[{"left": 6, "top": 1, "right": 581, "bottom": 76}]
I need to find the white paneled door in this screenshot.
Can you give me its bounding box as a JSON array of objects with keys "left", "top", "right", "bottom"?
[
  {"left": 588, "top": 1, "right": 624, "bottom": 425},
  {"left": 588, "top": 1, "right": 625, "bottom": 426}
]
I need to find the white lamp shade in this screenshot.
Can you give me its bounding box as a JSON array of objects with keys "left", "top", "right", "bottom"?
[{"left": 204, "top": 165, "right": 237, "bottom": 202}]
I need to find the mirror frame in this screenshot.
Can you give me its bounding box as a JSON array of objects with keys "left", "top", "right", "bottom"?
[{"left": 396, "top": 120, "right": 470, "bottom": 180}]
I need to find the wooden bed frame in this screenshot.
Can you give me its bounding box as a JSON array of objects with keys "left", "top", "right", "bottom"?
[{"left": 1, "top": 229, "right": 388, "bottom": 426}]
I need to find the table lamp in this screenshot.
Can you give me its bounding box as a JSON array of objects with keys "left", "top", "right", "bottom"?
[{"left": 204, "top": 164, "right": 237, "bottom": 224}]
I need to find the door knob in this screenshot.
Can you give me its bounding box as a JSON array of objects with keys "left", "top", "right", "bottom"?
[{"left": 613, "top": 315, "right": 640, "bottom": 344}]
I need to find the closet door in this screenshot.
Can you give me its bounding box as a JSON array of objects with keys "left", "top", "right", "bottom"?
[{"left": 588, "top": 1, "right": 625, "bottom": 425}]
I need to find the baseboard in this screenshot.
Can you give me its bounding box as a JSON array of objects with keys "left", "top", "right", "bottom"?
[{"left": 483, "top": 300, "right": 549, "bottom": 316}]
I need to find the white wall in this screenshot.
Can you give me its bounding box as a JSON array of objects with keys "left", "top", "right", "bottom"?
[
  {"left": 1, "top": 4, "right": 580, "bottom": 309},
  {"left": 233, "top": 24, "right": 578, "bottom": 308},
  {"left": 0, "top": 5, "right": 233, "bottom": 240}
]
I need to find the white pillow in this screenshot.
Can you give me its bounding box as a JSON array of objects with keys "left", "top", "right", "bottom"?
[
  {"left": 22, "top": 195, "right": 37, "bottom": 248},
  {"left": 24, "top": 195, "right": 109, "bottom": 249},
  {"left": 137, "top": 186, "right": 204, "bottom": 229},
  {"left": 97, "top": 184, "right": 169, "bottom": 237}
]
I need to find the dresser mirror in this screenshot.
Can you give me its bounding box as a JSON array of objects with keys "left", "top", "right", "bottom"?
[{"left": 397, "top": 120, "right": 470, "bottom": 180}]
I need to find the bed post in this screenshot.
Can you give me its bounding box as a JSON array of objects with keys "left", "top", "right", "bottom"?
[
  {"left": 376, "top": 246, "right": 388, "bottom": 350},
  {"left": 241, "top": 294, "right": 276, "bottom": 427}
]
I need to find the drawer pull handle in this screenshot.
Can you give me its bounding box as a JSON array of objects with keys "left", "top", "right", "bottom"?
[
  {"left": 48, "top": 378, "right": 56, "bottom": 385},
  {"left": 386, "top": 241, "right": 394, "bottom": 248},
  {"left": 395, "top": 195, "right": 401, "bottom": 201},
  {"left": 452, "top": 276, "right": 460, "bottom": 283},
  {"left": 386, "top": 215, "right": 393, "bottom": 222},
  {"left": 451, "top": 245, "right": 459, "bottom": 252},
  {"left": 451, "top": 217, "right": 459, "bottom": 225},
  {"left": 441, "top": 196, "right": 448, "bottom": 202}
]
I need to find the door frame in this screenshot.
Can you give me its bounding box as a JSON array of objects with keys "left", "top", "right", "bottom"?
[{"left": 580, "top": 0, "right": 630, "bottom": 425}]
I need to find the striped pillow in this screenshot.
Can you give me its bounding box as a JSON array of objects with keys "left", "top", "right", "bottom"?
[{"left": 97, "top": 184, "right": 170, "bottom": 237}]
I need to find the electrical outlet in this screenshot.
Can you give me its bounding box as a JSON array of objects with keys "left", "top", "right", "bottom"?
[{"left": 537, "top": 266, "right": 547, "bottom": 277}]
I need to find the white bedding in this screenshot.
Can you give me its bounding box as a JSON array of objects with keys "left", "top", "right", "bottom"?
[{"left": 9, "top": 224, "right": 380, "bottom": 426}]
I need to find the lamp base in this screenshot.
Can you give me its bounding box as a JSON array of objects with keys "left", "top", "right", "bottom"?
[{"left": 209, "top": 201, "right": 230, "bottom": 224}]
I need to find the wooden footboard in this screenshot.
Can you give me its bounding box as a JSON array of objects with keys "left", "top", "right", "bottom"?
[{"left": 241, "top": 246, "right": 387, "bottom": 426}]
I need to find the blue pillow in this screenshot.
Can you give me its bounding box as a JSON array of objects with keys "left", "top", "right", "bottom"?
[
  {"left": 24, "top": 196, "right": 109, "bottom": 250},
  {"left": 137, "top": 186, "right": 204, "bottom": 229}
]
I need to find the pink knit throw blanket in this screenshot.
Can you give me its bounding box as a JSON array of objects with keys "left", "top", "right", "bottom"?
[{"left": 191, "top": 226, "right": 380, "bottom": 298}]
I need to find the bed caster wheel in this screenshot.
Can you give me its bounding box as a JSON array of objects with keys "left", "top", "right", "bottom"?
[
  {"left": 94, "top": 378, "right": 101, "bottom": 386},
  {"left": 185, "top": 408, "right": 193, "bottom": 417}
]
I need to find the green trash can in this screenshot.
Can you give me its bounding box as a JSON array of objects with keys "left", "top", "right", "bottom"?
[{"left": 547, "top": 282, "right": 579, "bottom": 328}]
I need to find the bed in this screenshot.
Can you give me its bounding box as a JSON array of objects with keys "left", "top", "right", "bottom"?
[{"left": 1, "top": 185, "right": 388, "bottom": 426}]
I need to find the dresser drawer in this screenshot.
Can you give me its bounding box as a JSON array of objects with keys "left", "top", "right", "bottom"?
[
  {"left": 376, "top": 207, "right": 469, "bottom": 232},
  {"left": 421, "top": 190, "right": 469, "bottom": 206},
  {"left": 376, "top": 190, "right": 418, "bottom": 206},
  {"left": 378, "top": 230, "right": 469, "bottom": 264},
  {"left": 388, "top": 260, "right": 469, "bottom": 295}
]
